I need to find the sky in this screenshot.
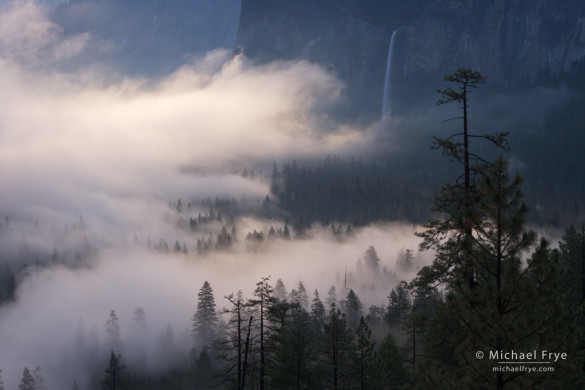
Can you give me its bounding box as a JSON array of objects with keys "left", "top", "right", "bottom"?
[{"left": 0, "top": 2, "right": 423, "bottom": 388}]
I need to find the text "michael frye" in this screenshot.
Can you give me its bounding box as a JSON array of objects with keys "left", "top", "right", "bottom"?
[{"left": 489, "top": 350, "right": 567, "bottom": 362}]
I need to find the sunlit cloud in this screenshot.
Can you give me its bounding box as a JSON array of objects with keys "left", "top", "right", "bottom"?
[{"left": 0, "top": 0, "right": 377, "bottom": 227}]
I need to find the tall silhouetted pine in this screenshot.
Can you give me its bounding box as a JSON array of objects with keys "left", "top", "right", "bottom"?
[{"left": 192, "top": 281, "right": 218, "bottom": 348}]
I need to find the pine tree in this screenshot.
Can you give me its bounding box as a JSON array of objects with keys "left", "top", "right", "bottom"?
[
  {"left": 326, "top": 286, "right": 337, "bottom": 309},
  {"left": 415, "top": 158, "right": 581, "bottom": 388},
  {"left": 385, "top": 281, "right": 410, "bottom": 326},
  {"left": 310, "top": 289, "right": 326, "bottom": 336},
  {"left": 194, "top": 348, "right": 214, "bottom": 388},
  {"left": 321, "top": 306, "right": 354, "bottom": 389},
  {"left": 0, "top": 262, "right": 15, "bottom": 302},
  {"left": 126, "top": 307, "right": 148, "bottom": 373},
  {"left": 216, "top": 290, "right": 253, "bottom": 390},
  {"left": 269, "top": 302, "right": 316, "bottom": 389},
  {"left": 417, "top": 69, "right": 509, "bottom": 290},
  {"left": 283, "top": 224, "right": 291, "bottom": 239},
  {"left": 558, "top": 223, "right": 585, "bottom": 383},
  {"left": 376, "top": 334, "right": 410, "bottom": 389},
  {"left": 559, "top": 224, "right": 585, "bottom": 303},
  {"left": 270, "top": 162, "right": 282, "bottom": 196},
  {"left": 18, "top": 367, "right": 35, "bottom": 390},
  {"left": 363, "top": 246, "right": 380, "bottom": 274},
  {"left": 0, "top": 369, "right": 4, "bottom": 390},
  {"left": 396, "top": 248, "right": 414, "bottom": 270},
  {"left": 273, "top": 278, "right": 287, "bottom": 302},
  {"left": 101, "top": 351, "right": 127, "bottom": 390},
  {"left": 289, "top": 281, "right": 309, "bottom": 311},
  {"left": 344, "top": 289, "right": 362, "bottom": 331},
  {"left": 352, "top": 317, "right": 377, "bottom": 389},
  {"left": 192, "top": 281, "right": 218, "bottom": 348},
  {"left": 32, "top": 367, "right": 46, "bottom": 390},
  {"left": 404, "top": 282, "right": 441, "bottom": 370},
  {"left": 105, "top": 310, "right": 122, "bottom": 354},
  {"left": 130, "top": 307, "right": 148, "bottom": 337},
  {"left": 157, "top": 324, "right": 178, "bottom": 371},
  {"left": 247, "top": 277, "right": 275, "bottom": 390},
  {"left": 216, "top": 226, "right": 232, "bottom": 249}
]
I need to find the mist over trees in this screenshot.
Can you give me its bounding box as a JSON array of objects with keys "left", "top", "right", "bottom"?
[{"left": 1, "top": 64, "right": 584, "bottom": 387}]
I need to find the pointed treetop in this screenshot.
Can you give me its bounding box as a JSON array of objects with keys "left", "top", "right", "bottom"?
[{"left": 437, "top": 68, "right": 487, "bottom": 105}]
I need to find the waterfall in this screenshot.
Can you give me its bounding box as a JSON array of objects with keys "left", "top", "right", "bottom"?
[{"left": 381, "top": 30, "right": 397, "bottom": 129}]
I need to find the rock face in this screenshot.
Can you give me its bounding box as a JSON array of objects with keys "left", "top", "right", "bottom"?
[
  {"left": 236, "top": 0, "right": 402, "bottom": 121},
  {"left": 52, "top": 0, "right": 242, "bottom": 74},
  {"left": 395, "top": 0, "right": 585, "bottom": 109},
  {"left": 50, "top": 0, "right": 585, "bottom": 118},
  {"left": 236, "top": 0, "right": 585, "bottom": 118}
]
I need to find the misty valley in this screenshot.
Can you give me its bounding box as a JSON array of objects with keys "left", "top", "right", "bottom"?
[{"left": 1, "top": 1, "right": 585, "bottom": 390}]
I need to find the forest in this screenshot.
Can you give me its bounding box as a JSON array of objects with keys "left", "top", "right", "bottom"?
[{"left": 1, "top": 68, "right": 584, "bottom": 390}]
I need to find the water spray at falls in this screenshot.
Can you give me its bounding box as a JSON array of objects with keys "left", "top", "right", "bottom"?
[{"left": 381, "top": 30, "right": 397, "bottom": 130}]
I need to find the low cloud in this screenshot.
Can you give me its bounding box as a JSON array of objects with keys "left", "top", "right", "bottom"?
[
  {"left": 0, "top": 221, "right": 429, "bottom": 388},
  {"left": 0, "top": 3, "right": 422, "bottom": 388},
  {"left": 0, "top": 2, "right": 376, "bottom": 229}
]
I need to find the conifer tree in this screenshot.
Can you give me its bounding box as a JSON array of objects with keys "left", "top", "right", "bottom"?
[
  {"left": 415, "top": 158, "right": 580, "bottom": 388},
  {"left": 310, "top": 289, "right": 326, "bottom": 336},
  {"left": 417, "top": 69, "right": 509, "bottom": 290},
  {"left": 269, "top": 302, "right": 315, "bottom": 389},
  {"left": 130, "top": 307, "right": 148, "bottom": 337},
  {"left": 0, "top": 263, "right": 15, "bottom": 302},
  {"left": 217, "top": 290, "right": 252, "bottom": 390},
  {"left": 321, "top": 306, "right": 354, "bottom": 389},
  {"left": 273, "top": 278, "right": 287, "bottom": 302},
  {"left": 289, "top": 281, "right": 309, "bottom": 311},
  {"left": 32, "top": 367, "right": 46, "bottom": 390},
  {"left": 18, "top": 367, "right": 35, "bottom": 390},
  {"left": 385, "top": 281, "right": 410, "bottom": 326},
  {"left": 396, "top": 249, "right": 414, "bottom": 270},
  {"left": 270, "top": 162, "right": 282, "bottom": 196},
  {"left": 344, "top": 289, "right": 362, "bottom": 331},
  {"left": 326, "top": 286, "right": 337, "bottom": 309},
  {"left": 376, "top": 334, "right": 410, "bottom": 389},
  {"left": 247, "top": 276, "right": 275, "bottom": 390},
  {"left": 363, "top": 246, "right": 380, "bottom": 274},
  {"left": 559, "top": 224, "right": 585, "bottom": 303},
  {"left": 126, "top": 307, "right": 148, "bottom": 373},
  {"left": 105, "top": 310, "right": 122, "bottom": 354},
  {"left": 352, "top": 317, "right": 377, "bottom": 389},
  {"left": 101, "top": 351, "right": 127, "bottom": 390},
  {"left": 192, "top": 281, "right": 218, "bottom": 348},
  {"left": 0, "top": 369, "right": 4, "bottom": 390},
  {"left": 193, "top": 347, "right": 215, "bottom": 388}
]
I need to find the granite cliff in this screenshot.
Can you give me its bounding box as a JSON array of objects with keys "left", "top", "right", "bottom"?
[
  {"left": 50, "top": 0, "right": 585, "bottom": 119},
  {"left": 237, "top": 0, "right": 585, "bottom": 118}
]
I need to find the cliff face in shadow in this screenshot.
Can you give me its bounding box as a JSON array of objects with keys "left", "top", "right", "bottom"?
[
  {"left": 237, "top": 0, "right": 585, "bottom": 118},
  {"left": 394, "top": 0, "right": 585, "bottom": 111},
  {"left": 50, "top": 0, "right": 585, "bottom": 119},
  {"left": 236, "top": 0, "right": 400, "bottom": 122}
]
